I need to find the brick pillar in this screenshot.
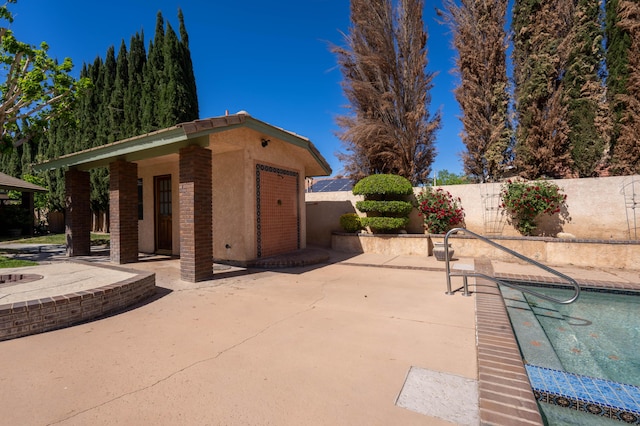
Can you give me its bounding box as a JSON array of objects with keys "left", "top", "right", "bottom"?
[
  {"left": 179, "top": 145, "right": 212, "bottom": 282},
  {"left": 109, "top": 160, "right": 139, "bottom": 264},
  {"left": 65, "top": 169, "right": 91, "bottom": 256}
]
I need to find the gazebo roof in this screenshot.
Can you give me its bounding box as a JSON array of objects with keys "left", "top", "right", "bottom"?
[
  {"left": 33, "top": 112, "right": 332, "bottom": 177},
  {"left": 0, "top": 172, "right": 46, "bottom": 193}
]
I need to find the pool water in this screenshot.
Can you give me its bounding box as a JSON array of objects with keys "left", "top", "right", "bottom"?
[{"left": 500, "top": 283, "right": 640, "bottom": 424}]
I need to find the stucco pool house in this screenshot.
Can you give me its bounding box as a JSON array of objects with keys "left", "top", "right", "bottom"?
[{"left": 35, "top": 112, "right": 332, "bottom": 282}]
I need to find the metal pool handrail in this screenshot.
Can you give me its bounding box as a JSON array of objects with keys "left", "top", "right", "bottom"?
[{"left": 444, "top": 228, "right": 581, "bottom": 304}]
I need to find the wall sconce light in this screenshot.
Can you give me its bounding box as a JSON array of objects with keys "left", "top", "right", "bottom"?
[{"left": 261, "top": 138, "right": 270, "bottom": 147}]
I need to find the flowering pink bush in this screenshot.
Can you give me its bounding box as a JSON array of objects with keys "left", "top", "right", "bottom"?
[
  {"left": 500, "top": 180, "right": 567, "bottom": 235},
  {"left": 416, "top": 187, "right": 465, "bottom": 234}
]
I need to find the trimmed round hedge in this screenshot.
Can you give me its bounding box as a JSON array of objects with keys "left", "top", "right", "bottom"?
[
  {"left": 355, "top": 200, "right": 413, "bottom": 216},
  {"left": 360, "top": 217, "right": 409, "bottom": 232},
  {"left": 352, "top": 174, "right": 413, "bottom": 198}
]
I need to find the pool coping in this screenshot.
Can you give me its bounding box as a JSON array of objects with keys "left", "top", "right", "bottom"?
[{"left": 474, "top": 263, "right": 640, "bottom": 425}]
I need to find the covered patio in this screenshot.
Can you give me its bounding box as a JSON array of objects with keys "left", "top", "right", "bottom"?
[
  {"left": 0, "top": 172, "right": 47, "bottom": 237},
  {"left": 34, "top": 112, "right": 331, "bottom": 282}
]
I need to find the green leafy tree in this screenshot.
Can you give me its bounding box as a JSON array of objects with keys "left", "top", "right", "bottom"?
[
  {"left": 0, "top": 0, "right": 89, "bottom": 153},
  {"left": 434, "top": 169, "right": 469, "bottom": 186}
]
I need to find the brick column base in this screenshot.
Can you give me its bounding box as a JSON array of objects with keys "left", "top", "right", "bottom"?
[
  {"left": 179, "top": 145, "right": 213, "bottom": 282},
  {"left": 110, "top": 160, "right": 139, "bottom": 264},
  {"left": 65, "top": 169, "right": 91, "bottom": 256}
]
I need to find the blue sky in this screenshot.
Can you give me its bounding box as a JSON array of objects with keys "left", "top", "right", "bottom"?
[{"left": 10, "top": 0, "right": 465, "bottom": 177}]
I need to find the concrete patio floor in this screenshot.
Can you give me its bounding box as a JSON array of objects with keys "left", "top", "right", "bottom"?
[{"left": 0, "top": 251, "right": 479, "bottom": 425}]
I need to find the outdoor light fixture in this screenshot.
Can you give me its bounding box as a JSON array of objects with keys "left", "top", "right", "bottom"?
[{"left": 261, "top": 138, "right": 270, "bottom": 147}]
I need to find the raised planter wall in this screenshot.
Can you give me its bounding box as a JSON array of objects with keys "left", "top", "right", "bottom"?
[
  {"left": 307, "top": 175, "right": 640, "bottom": 247},
  {"left": 332, "top": 232, "right": 640, "bottom": 270}
]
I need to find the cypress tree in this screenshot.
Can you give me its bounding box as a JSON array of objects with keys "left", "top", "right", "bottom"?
[
  {"left": 141, "top": 13, "right": 166, "bottom": 132},
  {"left": 160, "top": 21, "right": 181, "bottom": 126},
  {"left": 125, "top": 32, "right": 146, "bottom": 136},
  {"left": 77, "top": 58, "right": 103, "bottom": 152},
  {"left": 178, "top": 9, "right": 199, "bottom": 121},
  {"left": 512, "top": 0, "right": 574, "bottom": 179},
  {"left": 605, "top": 0, "right": 631, "bottom": 155},
  {"left": 1, "top": 9, "right": 200, "bottom": 228},
  {"left": 610, "top": 0, "right": 640, "bottom": 174},
  {"left": 564, "top": 0, "right": 610, "bottom": 177},
  {"left": 110, "top": 40, "right": 129, "bottom": 142},
  {"left": 441, "top": 0, "right": 512, "bottom": 183}
]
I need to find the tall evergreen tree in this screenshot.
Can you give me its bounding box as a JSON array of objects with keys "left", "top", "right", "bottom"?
[
  {"left": 160, "top": 21, "right": 182, "bottom": 125},
  {"left": 333, "top": 0, "right": 440, "bottom": 185},
  {"left": 141, "top": 13, "right": 166, "bottom": 132},
  {"left": 564, "top": 0, "right": 610, "bottom": 177},
  {"left": 441, "top": 0, "right": 511, "bottom": 183},
  {"left": 605, "top": 0, "right": 632, "bottom": 161},
  {"left": 125, "top": 32, "right": 146, "bottom": 136},
  {"left": 512, "top": 0, "right": 574, "bottom": 179},
  {"left": 610, "top": 0, "right": 640, "bottom": 174},
  {"left": 178, "top": 9, "right": 199, "bottom": 121},
  {"left": 4, "top": 9, "right": 199, "bottom": 228},
  {"left": 110, "top": 40, "right": 129, "bottom": 142}
]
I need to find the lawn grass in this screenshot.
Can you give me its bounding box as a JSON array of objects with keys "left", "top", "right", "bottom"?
[
  {"left": 0, "top": 233, "right": 110, "bottom": 269},
  {"left": 0, "top": 233, "right": 110, "bottom": 245},
  {"left": 0, "top": 256, "right": 38, "bottom": 268}
]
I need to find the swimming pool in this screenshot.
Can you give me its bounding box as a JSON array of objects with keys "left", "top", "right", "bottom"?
[{"left": 500, "top": 282, "right": 640, "bottom": 425}]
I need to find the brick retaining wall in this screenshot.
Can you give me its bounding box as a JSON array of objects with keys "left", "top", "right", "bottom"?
[{"left": 0, "top": 265, "right": 156, "bottom": 341}]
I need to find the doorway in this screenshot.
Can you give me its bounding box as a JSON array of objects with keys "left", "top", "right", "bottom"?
[{"left": 154, "top": 175, "right": 172, "bottom": 254}]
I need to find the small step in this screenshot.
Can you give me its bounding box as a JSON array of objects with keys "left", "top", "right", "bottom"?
[{"left": 452, "top": 263, "right": 474, "bottom": 271}]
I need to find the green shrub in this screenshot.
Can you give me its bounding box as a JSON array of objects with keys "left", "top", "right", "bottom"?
[
  {"left": 339, "top": 213, "right": 363, "bottom": 233},
  {"left": 353, "top": 174, "right": 413, "bottom": 233},
  {"left": 352, "top": 174, "right": 413, "bottom": 198},
  {"left": 355, "top": 200, "right": 413, "bottom": 216},
  {"left": 360, "top": 217, "right": 410, "bottom": 232},
  {"left": 500, "top": 180, "right": 567, "bottom": 236}
]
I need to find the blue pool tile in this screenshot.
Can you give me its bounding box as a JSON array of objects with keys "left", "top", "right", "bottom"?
[
  {"left": 552, "top": 371, "right": 575, "bottom": 397},
  {"left": 625, "top": 385, "right": 640, "bottom": 404},
  {"left": 579, "top": 376, "right": 604, "bottom": 400},
  {"left": 526, "top": 364, "right": 640, "bottom": 420},
  {"left": 569, "top": 378, "right": 591, "bottom": 401},
  {"left": 616, "top": 391, "right": 639, "bottom": 411}
]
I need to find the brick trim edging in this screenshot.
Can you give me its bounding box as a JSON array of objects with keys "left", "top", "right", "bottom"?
[
  {"left": 0, "top": 263, "right": 156, "bottom": 341},
  {"left": 473, "top": 258, "right": 544, "bottom": 425}
]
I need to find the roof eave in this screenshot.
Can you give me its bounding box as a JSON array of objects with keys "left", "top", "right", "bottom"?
[
  {"left": 242, "top": 116, "right": 332, "bottom": 177},
  {"left": 33, "top": 126, "right": 190, "bottom": 172}
]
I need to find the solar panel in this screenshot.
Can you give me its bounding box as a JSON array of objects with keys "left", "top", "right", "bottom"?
[{"left": 307, "top": 178, "right": 354, "bottom": 192}]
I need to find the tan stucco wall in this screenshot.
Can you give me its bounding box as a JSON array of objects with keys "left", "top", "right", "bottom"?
[
  {"left": 306, "top": 175, "right": 640, "bottom": 247},
  {"left": 135, "top": 127, "right": 312, "bottom": 262},
  {"left": 209, "top": 128, "right": 308, "bottom": 262}
]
